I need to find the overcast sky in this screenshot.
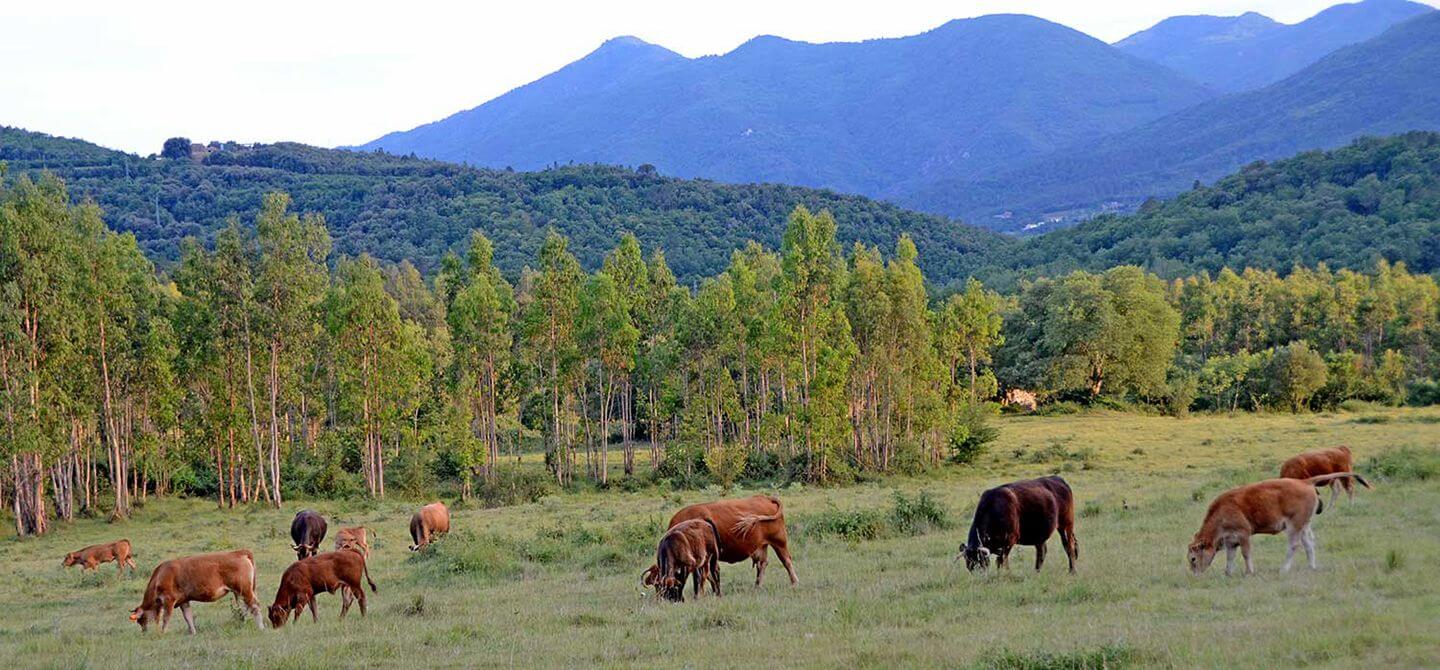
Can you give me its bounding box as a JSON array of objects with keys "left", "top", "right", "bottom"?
[{"left": 3, "top": 0, "right": 1433, "bottom": 154}]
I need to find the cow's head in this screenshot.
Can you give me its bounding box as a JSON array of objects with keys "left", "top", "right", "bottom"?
[
  {"left": 658, "top": 573, "right": 685, "bottom": 602},
  {"left": 130, "top": 605, "right": 157, "bottom": 631},
  {"left": 640, "top": 565, "right": 659, "bottom": 588},
  {"left": 62, "top": 552, "right": 78, "bottom": 568},
  {"left": 958, "top": 544, "right": 992, "bottom": 572},
  {"left": 1187, "top": 539, "right": 1217, "bottom": 575},
  {"left": 292, "top": 543, "right": 317, "bottom": 560},
  {"left": 268, "top": 604, "right": 291, "bottom": 629}
]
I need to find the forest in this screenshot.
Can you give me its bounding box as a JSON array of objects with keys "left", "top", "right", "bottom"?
[{"left": 4, "top": 170, "right": 1439, "bottom": 538}]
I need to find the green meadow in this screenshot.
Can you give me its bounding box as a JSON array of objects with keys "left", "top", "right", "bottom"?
[{"left": 3, "top": 408, "right": 1438, "bottom": 669}]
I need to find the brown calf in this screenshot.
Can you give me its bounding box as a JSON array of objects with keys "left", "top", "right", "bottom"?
[
  {"left": 1188, "top": 473, "right": 1364, "bottom": 576},
  {"left": 409, "top": 502, "right": 451, "bottom": 551},
  {"left": 1280, "top": 446, "right": 1372, "bottom": 507},
  {"left": 957, "top": 475, "right": 1078, "bottom": 573},
  {"left": 334, "top": 526, "right": 372, "bottom": 558},
  {"left": 643, "top": 495, "right": 797, "bottom": 588},
  {"left": 63, "top": 539, "right": 137, "bottom": 574},
  {"left": 130, "top": 549, "right": 262, "bottom": 634},
  {"left": 647, "top": 519, "right": 722, "bottom": 602},
  {"left": 268, "top": 550, "right": 377, "bottom": 627}
]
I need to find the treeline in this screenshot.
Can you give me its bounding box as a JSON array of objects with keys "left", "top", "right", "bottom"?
[{"left": 5, "top": 176, "right": 1440, "bottom": 537}]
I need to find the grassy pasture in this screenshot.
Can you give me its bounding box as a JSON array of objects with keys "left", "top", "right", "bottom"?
[{"left": 2, "top": 408, "right": 1438, "bottom": 668}]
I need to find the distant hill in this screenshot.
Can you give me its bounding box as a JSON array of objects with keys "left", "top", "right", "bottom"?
[
  {"left": 1115, "top": 0, "right": 1432, "bottom": 92},
  {"left": 910, "top": 11, "right": 1440, "bottom": 231},
  {"left": 0, "top": 127, "right": 1008, "bottom": 287},
  {"left": 967, "top": 133, "right": 1440, "bottom": 288},
  {"left": 357, "top": 15, "right": 1213, "bottom": 204}
]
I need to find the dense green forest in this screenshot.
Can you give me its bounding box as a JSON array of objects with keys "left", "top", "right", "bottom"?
[
  {"left": 972, "top": 133, "right": 1440, "bottom": 288},
  {"left": 0, "top": 127, "right": 1006, "bottom": 288},
  {"left": 4, "top": 168, "right": 1438, "bottom": 536}
]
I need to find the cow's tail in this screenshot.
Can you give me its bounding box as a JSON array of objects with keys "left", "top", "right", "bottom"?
[
  {"left": 731, "top": 496, "right": 784, "bottom": 537},
  {"left": 703, "top": 518, "right": 722, "bottom": 553},
  {"left": 362, "top": 555, "right": 377, "bottom": 593},
  {"left": 1305, "top": 472, "right": 1370, "bottom": 489}
]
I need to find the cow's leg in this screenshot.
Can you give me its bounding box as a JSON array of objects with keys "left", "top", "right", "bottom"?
[
  {"left": 1062, "top": 528, "right": 1079, "bottom": 574},
  {"left": 1302, "top": 526, "right": 1318, "bottom": 570},
  {"left": 1342, "top": 477, "right": 1354, "bottom": 502},
  {"left": 1034, "top": 542, "right": 1047, "bottom": 571},
  {"left": 711, "top": 557, "right": 722, "bottom": 597},
  {"left": 752, "top": 551, "right": 769, "bottom": 587},
  {"left": 1281, "top": 529, "right": 1302, "bottom": 573},
  {"left": 1224, "top": 545, "right": 1238, "bottom": 577},
  {"left": 356, "top": 585, "right": 367, "bottom": 617},
  {"left": 160, "top": 601, "right": 174, "bottom": 633},
  {"left": 310, "top": 595, "right": 320, "bottom": 623},
  {"left": 773, "top": 540, "right": 799, "bottom": 586},
  {"left": 1240, "top": 537, "right": 1255, "bottom": 575},
  {"left": 1329, "top": 482, "right": 1340, "bottom": 509},
  {"left": 691, "top": 566, "right": 703, "bottom": 600},
  {"left": 340, "top": 589, "right": 353, "bottom": 619},
  {"left": 179, "top": 602, "right": 196, "bottom": 635}
]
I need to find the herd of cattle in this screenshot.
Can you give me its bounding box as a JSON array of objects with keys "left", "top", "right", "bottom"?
[{"left": 56, "top": 446, "right": 1370, "bottom": 633}]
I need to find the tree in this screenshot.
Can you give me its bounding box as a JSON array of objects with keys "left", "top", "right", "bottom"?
[
  {"left": 520, "top": 231, "right": 583, "bottom": 485},
  {"left": 1266, "top": 342, "right": 1328, "bottom": 412},
  {"left": 443, "top": 232, "right": 514, "bottom": 488},
  {"left": 936, "top": 278, "right": 1004, "bottom": 404},
  {"left": 578, "top": 272, "right": 638, "bottom": 484},
  {"left": 160, "top": 137, "right": 191, "bottom": 160},
  {"left": 325, "top": 255, "right": 402, "bottom": 497}
]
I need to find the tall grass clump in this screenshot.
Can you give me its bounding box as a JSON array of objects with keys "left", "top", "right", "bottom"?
[
  {"left": 973, "top": 643, "right": 1138, "bottom": 670},
  {"left": 802, "top": 490, "right": 950, "bottom": 541},
  {"left": 1363, "top": 446, "right": 1440, "bottom": 481}
]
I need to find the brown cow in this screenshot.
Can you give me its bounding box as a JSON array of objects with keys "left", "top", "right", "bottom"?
[
  {"left": 409, "top": 502, "right": 450, "bottom": 551},
  {"left": 290, "top": 509, "right": 328, "bottom": 560},
  {"left": 268, "top": 550, "right": 377, "bottom": 627},
  {"left": 1188, "top": 473, "right": 1364, "bottom": 576},
  {"left": 647, "top": 519, "right": 722, "bottom": 602},
  {"left": 643, "top": 495, "right": 798, "bottom": 587},
  {"left": 62, "top": 539, "right": 137, "bottom": 574},
  {"left": 129, "top": 549, "right": 263, "bottom": 634},
  {"left": 957, "top": 476, "right": 1079, "bottom": 573},
  {"left": 334, "top": 526, "right": 372, "bottom": 558},
  {"left": 1281, "top": 446, "right": 1372, "bottom": 507}
]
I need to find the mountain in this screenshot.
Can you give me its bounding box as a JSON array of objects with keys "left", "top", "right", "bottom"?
[
  {"left": 0, "top": 126, "right": 1009, "bottom": 287},
  {"left": 967, "top": 133, "right": 1440, "bottom": 289},
  {"left": 910, "top": 11, "right": 1440, "bottom": 231},
  {"left": 357, "top": 15, "right": 1213, "bottom": 203},
  {"left": 1115, "top": 0, "right": 1433, "bottom": 92}
]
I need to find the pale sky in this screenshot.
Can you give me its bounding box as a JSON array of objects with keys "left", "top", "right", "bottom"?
[{"left": 3, "top": 0, "right": 1432, "bottom": 155}]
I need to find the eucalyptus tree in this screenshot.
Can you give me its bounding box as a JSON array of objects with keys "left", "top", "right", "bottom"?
[{"left": 520, "top": 231, "right": 583, "bottom": 485}]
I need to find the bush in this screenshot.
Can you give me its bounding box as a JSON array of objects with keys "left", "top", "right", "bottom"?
[
  {"left": 1265, "top": 342, "right": 1328, "bottom": 412},
  {"left": 1363, "top": 447, "right": 1440, "bottom": 482},
  {"left": 1408, "top": 379, "right": 1440, "bottom": 406},
  {"left": 473, "top": 464, "right": 555, "bottom": 508},
  {"left": 801, "top": 507, "right": 887, "bottom": 542},
  {"left": 889, "top": 490, "right": 950, "bottom": 535},
  {"left": 703, "top": 443, "right": 749, "bottom": 491},
  {"left": 949, "top": 402, "right": 1000, "bottom": 464}
]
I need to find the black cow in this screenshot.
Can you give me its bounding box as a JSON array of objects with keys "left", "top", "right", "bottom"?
[
  {"left": 957, "top": 475, "right": 1078, "bottom": 574},
  {"left": 290, "top": 510, "right": 328, "bottom": 560}
]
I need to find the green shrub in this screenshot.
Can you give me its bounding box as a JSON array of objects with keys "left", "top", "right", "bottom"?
[
  {"left": 801, "top": 507, "right": 887, "bottom": 542},
  {"left": 949, "top": 402, "right": 1000, "bottom": 464},
  {"left": 1363, "top": 447, "right": 1440, "bottom": 482},
  {"left": 973, "top": 643, "right": 1138, "bottom": 670},
  {"left": 473, "top": 464, "right": 554, "bottom": 508},
  {"left": 1407, "top": 379, "right": 1440, "bottom": 406},
  {"left": 889, "top": 490, "right": 950, "bottom": 536}
]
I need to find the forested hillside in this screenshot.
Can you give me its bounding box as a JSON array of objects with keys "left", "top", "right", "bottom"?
[
  {"left": 970, "top": 133, "right": 1440, "bottom": 286},
  {"left": 923, "top": 11, "right": 1440, "bottom": 228},
  {"left": 0, "top": 127, "right": 1006, "bottom": 287}
]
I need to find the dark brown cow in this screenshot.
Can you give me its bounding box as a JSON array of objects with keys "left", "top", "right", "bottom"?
[
  {"left": 957, "top": 476, "right": 1079, "bottom": 574},
  {"left": 647, "top": 519, "right": 722, "bottom": 602},
  {"left": 409, "top": 502, "right": 450, "bottom": 551},
  {"left": 268, "top": 550, "right": 377, "bottom": 627},
  {"left": 334, "top": 526, "right": 372, "bottom": 558},
  {"left": 290, "top": 509, "right": 328, "bottom": 560},
  {"left": 62, "top": 539, "right": 137, "bottom": 574},
  {"left": 643, "top": 495, "right": 798, "bottom": 587},
  {"left": 1189, "top": 473, "right": 1364, "bottom": 576},
  {"left": 1281, "top": 446, "right": 1372, "bottom": 507},
  {"left": 129, "top": 549, "right": 263, "bottom": 634}
]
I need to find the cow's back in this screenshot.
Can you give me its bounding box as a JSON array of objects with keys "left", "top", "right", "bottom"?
[{"left": 1280, "top": 447, "right": 1352, "bottom": 479}]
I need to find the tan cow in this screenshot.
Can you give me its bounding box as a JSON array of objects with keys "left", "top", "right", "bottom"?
[
  {"left": 130, "top": 550, "right": 263, "bottom": 634},
  {"left": 1281, "top": 446, "right": 1372, "bottom": 506},
  {"left": 62, "top": 539, "right": 137, "bottom": 574},
  {"left": 409, "top": 502, "right": 450, "bottom": 551},
  {"left": 1188, "top": 473, "right": 1364, "bottom": 576},
  {"left": 334, "top": 526, "right": 373, "bottom": 558},
  {"left": 268, "top": 550, "right": 377, "bottom": 627},
  {"left": 642, "top": 495, "right": 797, "bottom": 587}
]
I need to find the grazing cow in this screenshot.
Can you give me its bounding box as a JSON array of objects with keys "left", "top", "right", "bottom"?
[
  {"left": 957, "top": 475, "right": 1079, "bottom": 574},
  {"left": 409, "top": 502, "right": 450, "bottom": 551},
  {"left": 1001, "top": 389, "right": 1039, "bottom": 412},
  {"left": 642, "top": 495, "right": 798, "bottom": 587},
  {"left": 268, "top": 550, "right": 377, "bottom": 627},
  {"left": 1281, "top": 446, "right": 1372, "bottom": 507},
  {"left": 646, "top": 519, "right": 722, "bottom": 602},
  {"left": 129, "top": 550, "right": 262, "bottom": 634},
  {"left": 334, "top": 526, "right": 373, "bottom": 558},
  {"left": 290, "top": 509, "right": 328, "bottom": 560},
  {"left": 62, "top": 539, "right": 137, "bottom": 574},
  {"left": 1188, "top": 473, "right": 1366, "bottom": 576}
]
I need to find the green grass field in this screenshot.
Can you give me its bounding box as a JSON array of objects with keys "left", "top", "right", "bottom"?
[{"left": 3, "top": 408, "right": 1438, "bottom": 668}]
